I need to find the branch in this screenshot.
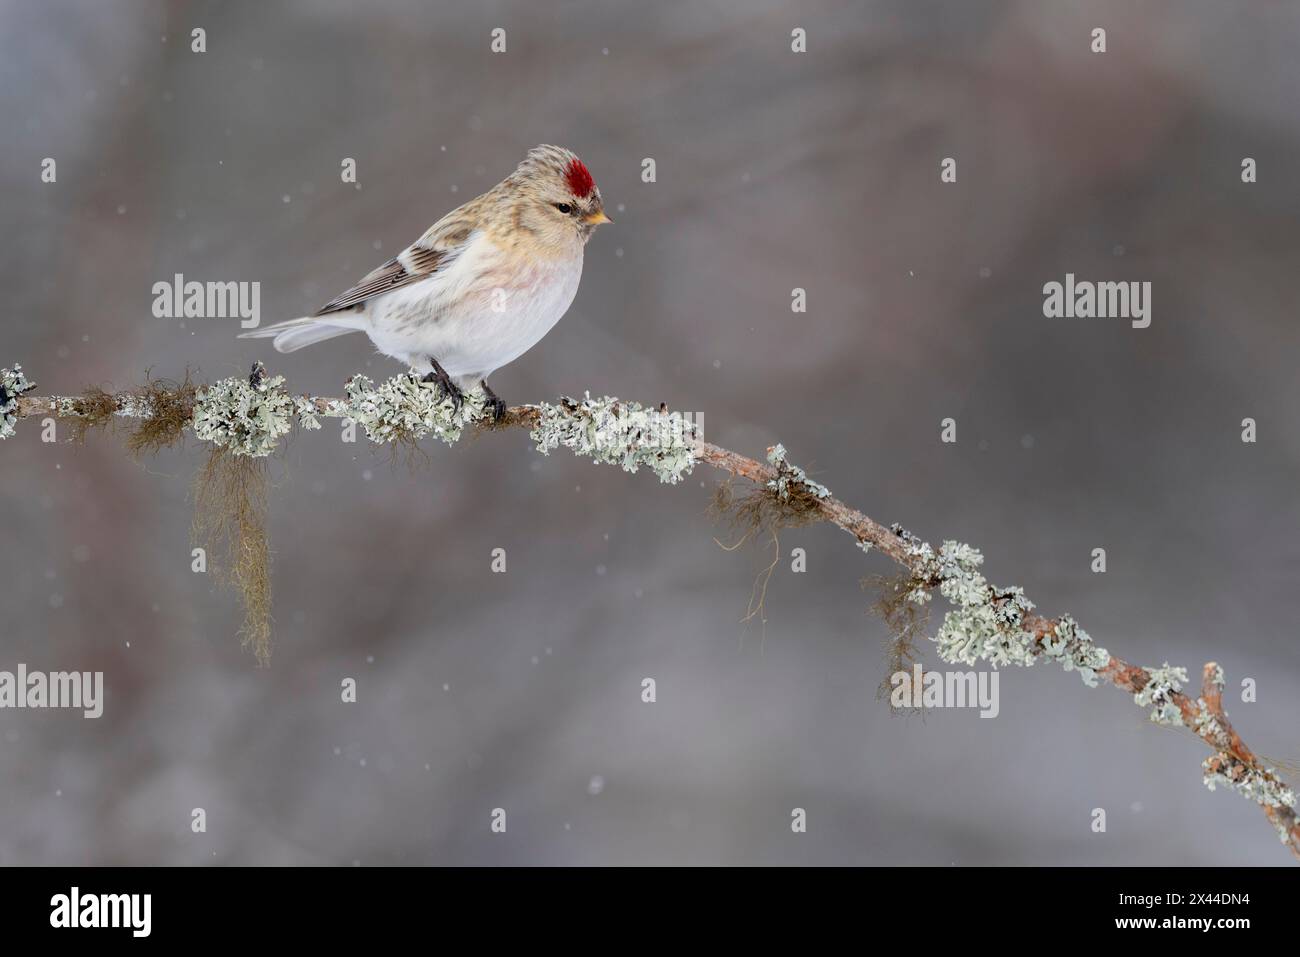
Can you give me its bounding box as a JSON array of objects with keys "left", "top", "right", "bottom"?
[{"left": 3, "top": 361, "right": 1296, "bottom": 860}]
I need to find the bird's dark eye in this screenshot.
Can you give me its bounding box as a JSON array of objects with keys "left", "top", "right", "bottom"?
[{"left": 553, "top": 203, "right": 574, "bottom": 215}]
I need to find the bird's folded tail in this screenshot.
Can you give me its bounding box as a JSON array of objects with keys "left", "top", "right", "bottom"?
[{"left": 237, "top": 316, "right": 363, "bottom": 354}]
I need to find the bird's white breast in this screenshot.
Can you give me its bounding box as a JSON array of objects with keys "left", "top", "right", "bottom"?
[{"left": 364, "top": 231, "right": 583, "bottom": 383}]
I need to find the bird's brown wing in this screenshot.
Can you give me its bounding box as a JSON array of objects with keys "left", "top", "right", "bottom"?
[
  {"left": 312, "top": 244, "right": 452, "bottom": 316},
  {"left": 311, "top": 192, "right": 488, "bottom": 316}
]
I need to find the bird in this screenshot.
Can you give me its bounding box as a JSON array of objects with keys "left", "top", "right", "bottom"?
[{"left": 239, "top": 144, "right": 611, "bottom": 421}]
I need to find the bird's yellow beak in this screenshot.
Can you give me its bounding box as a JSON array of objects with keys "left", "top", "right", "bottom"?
[{"left": 582, "top": 209, "right": 613, "bottom": 226}]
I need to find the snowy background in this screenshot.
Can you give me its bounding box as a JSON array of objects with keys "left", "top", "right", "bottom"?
[{"left": 2, "top": 0, "right": 1299, "bottom": 864}]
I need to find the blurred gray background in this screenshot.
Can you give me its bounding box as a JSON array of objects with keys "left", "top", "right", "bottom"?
[{"left": 2, "top": 0, "right": 1298, "bottom": 865}]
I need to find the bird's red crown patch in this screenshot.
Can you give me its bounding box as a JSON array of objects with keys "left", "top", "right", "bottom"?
[{"left": 565, "top": 158, "right": 595, "bottom": 198}]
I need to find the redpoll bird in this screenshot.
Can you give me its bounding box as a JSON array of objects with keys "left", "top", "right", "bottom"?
[{"left": 239, "top": 144, "right": 611, "bottom": 420}]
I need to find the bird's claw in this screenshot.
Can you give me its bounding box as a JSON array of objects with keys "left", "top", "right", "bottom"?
[
  {"left": 481, "top": 381, "right": 507, "bottom": 424},
  {"left": 421, "top": 359, "right": 464, "bottom": 413}
]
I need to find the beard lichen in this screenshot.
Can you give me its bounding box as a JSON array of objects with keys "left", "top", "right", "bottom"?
[
  {"left": 868, "top": 572, "right": 932, "bottom": 713},
  {"left": 62, "top": 387, "right": 119, "bottom": 444},
  {"left": 765, "top": 443, "right": 831, "bottom": 503},
  {"left": 707, "top": 445, "right": 831, "bottom": 631},
  {"left": 7, "top": 365, "right": 200, "bottom": 451},
  {"left": 709, "top": 479, "right": 782, "bottom": 629},
  {"left": 56, "top": 373, "right": 199, "bottom": 452},
  {"left": 185, "top": 364, "right": 290, "bottom": 663},
  {"left": 122, "top": 371, "right": 199, "bottom": 456},
  {"left": 192, "top": 446, "right": 273, "bottom": 665},
  {"left": 710, "top": 444, "right": 829, "bottom": 539}
]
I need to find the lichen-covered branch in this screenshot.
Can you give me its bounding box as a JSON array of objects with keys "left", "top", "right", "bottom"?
[{"left": 4, "top": 361, "right": 1296, "bottom": 860}]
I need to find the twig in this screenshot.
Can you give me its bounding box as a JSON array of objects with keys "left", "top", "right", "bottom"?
[{"left": 4, "top": 362, "right": 1296, "bottom": 860}]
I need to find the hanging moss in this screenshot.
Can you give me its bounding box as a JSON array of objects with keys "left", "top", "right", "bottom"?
[
  {"left": 192, "top": 447, "right": 272, "bottom": 665},
  {"left": 709, "top": 446, "right": 828, "bottom": 543},
  {"left": 867, "top": 572, "right": 932, "bottom": 713},
  {"left": 124, "top": 372, "right": 199, "bottom": 456},
  {"left": 701, "top": 446, "right": 836, "bottom": 632},
  {"left": 64, "top": 388, "right": 119, "bottom": 444}
]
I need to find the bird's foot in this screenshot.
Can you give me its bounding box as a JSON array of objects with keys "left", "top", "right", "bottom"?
[
  {"left": 480, "top": 380, "right": 507, "bottom": 424},
  {"left": 421, "top": 358, "right": 464, "bottom": 412}
]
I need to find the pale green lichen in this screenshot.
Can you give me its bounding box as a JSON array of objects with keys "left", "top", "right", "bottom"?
[
  {"left": 934, "top": 542, "right": 990, "bottom": 607},
  {"left": 766, "top": 443, "right": 831, "bottom": 501},
  {"left": 294, "top": 396, "right": 322, "bottom": 431},
  {"left": 1206, "top": 663, "right": 1225, "bottom": 691},
  {"left": 1, "top": 364, "right": 36, "bottom": 440},
  {"left": 1134, "top": 663, "right": 1188, "bottom": 726},
  {"left": 1039, "top": 614, "right": 1110, "bottom": 688},
  {"left": 1193, "top": 703, "right": 1228, "bottom": 747},
  {"left": 327, "top": 372, "right": 485, "bottom": 446},
  {"left": 870, "top": 525, "right": 1300, "bottom": 845},
  {"left": 923, "top": 541, "right": 1041, "bottom": 669},
  {"left": 114, "top": 391, "right": 155, "bottom": 419},
  {"left": 889, "top": 525, "right": 940, "bottom": 604},
  {"left": 531, "top": 393, "right": 698, "bottom": 484},
  {"left": 888, "top": 521, "right": 1293, "bottom": 835},
  {"left": 1203, "top": 753, "right": 1297, "bottom": 810},
  {"left": 892, "top": 528, "right": 1109, "bottom": 685},
  {"left": 191, "top": 362, "right": 295, "bottom": 457},
  {"left": 1192, "top": 666, "right": 1229, "bottom": 746}
]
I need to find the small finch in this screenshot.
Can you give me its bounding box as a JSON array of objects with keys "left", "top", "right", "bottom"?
[{"left": 240, "top": 144, "right": 611, "bottom": 420}]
